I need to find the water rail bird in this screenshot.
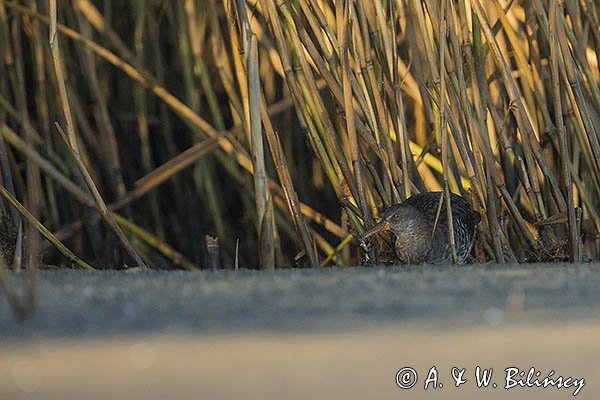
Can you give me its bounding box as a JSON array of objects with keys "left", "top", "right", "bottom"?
[{"left": 362, "top": 192, "right": 481, "bottom": 264}]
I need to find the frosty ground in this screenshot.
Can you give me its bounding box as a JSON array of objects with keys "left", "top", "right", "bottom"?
[{"left": 1, "top": 263, "right": 599, "bottom": 399}]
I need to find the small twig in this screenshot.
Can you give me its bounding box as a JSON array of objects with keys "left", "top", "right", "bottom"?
[{"left": 206, "top": 235, "right": 220, "bottom": 270}]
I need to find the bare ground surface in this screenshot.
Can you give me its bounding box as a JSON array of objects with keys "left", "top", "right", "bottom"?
[{"left": 1, "top": 263, "right": 599, "bottom": 399}]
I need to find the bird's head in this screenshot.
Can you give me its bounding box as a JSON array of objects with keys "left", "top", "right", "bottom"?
[{"left": 362, "top": 204, "right": 423, "bottom": 239}]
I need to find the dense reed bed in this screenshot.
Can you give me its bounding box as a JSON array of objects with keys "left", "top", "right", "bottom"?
[{"left": 0, "top": 0, "right": 599, "bottom": 278}]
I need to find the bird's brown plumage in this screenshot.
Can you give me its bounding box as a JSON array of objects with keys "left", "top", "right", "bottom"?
[{"left": 363, "top": 192, "right": 481, "bottom": 264}]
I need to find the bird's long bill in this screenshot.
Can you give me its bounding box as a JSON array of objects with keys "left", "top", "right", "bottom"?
[{"left": 362, "top": 220, "right": 391, "bottom": 239}]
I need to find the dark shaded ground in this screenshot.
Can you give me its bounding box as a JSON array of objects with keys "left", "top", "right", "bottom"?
[
  {"left": 1, "top": 263, "right": 599, "bottom": 338},
  {"left": 2, "top": 263, "right": 599, "bottom": 400}
]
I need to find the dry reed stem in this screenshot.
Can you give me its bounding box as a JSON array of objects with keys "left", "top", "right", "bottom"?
[{"left": 48, "top": 0, "right": 146, "bottom": 269}]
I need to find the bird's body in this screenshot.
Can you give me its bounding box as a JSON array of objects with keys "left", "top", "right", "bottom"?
[{"left": 363, "top": 192, "right": 481, "bottom": 264}]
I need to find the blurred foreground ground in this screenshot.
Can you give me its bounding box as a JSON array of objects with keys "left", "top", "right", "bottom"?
[{"left": 1, "top": 263, "right": 599, "bottom": 399}]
